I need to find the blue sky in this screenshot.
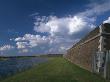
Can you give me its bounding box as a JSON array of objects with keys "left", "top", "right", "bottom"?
[{"left": 0, "top": 0, "right": 110, "bottom": 56}]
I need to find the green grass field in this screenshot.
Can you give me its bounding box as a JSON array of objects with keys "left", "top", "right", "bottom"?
[{"left": 1, "top": 57, "right": 109, "bottom": 82}]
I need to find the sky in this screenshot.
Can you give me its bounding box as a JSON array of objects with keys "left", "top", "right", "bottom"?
[{"left": 0, "top": 0, "right": 110, "bottom": 56}]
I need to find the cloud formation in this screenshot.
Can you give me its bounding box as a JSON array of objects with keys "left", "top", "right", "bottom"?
[
  {"left": 78, "top": 0, "right": 110, "bottom": 17},
  {"left": 14, "top": 15, "right": 95, "bottom": 54},
  {"left": 0, "top": 45, "right": 14, "bottom": 51},
  {"left": 34, "top": 16, "right": 95, "bottom": 36},
  {"left": 15, "top": 34, "right": 50, "bottom": 49},
  {"left": 103, "top": 17, "right": 110, "bottom": 23},
  {"left": 11, "top": 0, "right": 110, "bottom": 55}
]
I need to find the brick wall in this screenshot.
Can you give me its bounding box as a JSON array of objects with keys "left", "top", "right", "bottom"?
[
  {"left": 66, "top": 27, "right": 100, "bottom": 71},
  {"left": 65, "top": 23, "right": 110, "bottom": 79}
]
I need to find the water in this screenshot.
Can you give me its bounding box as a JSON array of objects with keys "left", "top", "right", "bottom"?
[{"left": 0, "top": 57, "right": 48, "bottom": 79}]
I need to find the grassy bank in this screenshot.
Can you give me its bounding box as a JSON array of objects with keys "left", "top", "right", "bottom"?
[{"left": 1, "top": 57, "right": 109, "bottom": 82}]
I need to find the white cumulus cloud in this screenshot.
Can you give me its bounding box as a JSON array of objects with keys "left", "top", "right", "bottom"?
[
  {"left": 12, "top": 0, "right": 110, "bottom": 54},
  {"left": 34, "top": 15, "right": 95, "bottom": 36},
  {"left": 103, "top": 17, "right": 110, "bottom": 24},
  {"left": 15, "top": 34, "right": 50, "bottom": 49},
  {"left": 16, "top": 42, "right": 29, "bottom": 49},
  {"left": 0, "top": 45, "right": 14, "bottom": 51}
]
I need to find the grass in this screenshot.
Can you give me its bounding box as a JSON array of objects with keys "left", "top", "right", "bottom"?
[{"left": 0, "top": 57, "right": 109, "bottom": 82}]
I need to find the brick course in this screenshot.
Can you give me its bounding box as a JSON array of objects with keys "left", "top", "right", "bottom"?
[
  {"left": 65, "top": 23, "right": 110, "bottom": 72},
  {"left": 65, "top": 23, "right": 110, "bottom": 79}
]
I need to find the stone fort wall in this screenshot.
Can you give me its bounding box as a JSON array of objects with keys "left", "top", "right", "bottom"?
[
  {"left": 65, "top": 23, "right": 110, "bottom": 72},
  {"left": 65, "top": 23, "right": 110, "bottom": 78}
]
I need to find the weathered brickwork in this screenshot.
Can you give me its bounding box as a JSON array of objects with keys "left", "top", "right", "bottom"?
[
  {"left": 65, "top": 23, "right": 110, "bottom": 79},
  {"left": 66, "top": 27, "right": 100, "bottom": 71}
]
